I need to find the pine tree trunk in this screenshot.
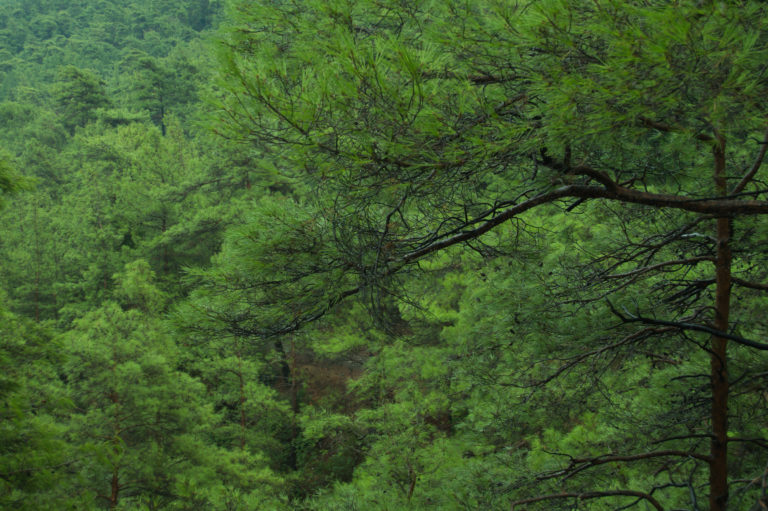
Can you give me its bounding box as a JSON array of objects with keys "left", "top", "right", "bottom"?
[
  {"left": 33, "top": 202, "right": 40, "bottom": 322},
  {"left": 709, "top": 134, "right": 730, "bottom": 511},
  {"left": 237, "top": 348, "right": 246, "bottom": 450},
  {"left": 109, "top": 344, "right": 121, "bottom": 510},
  {"left": 109, "top": 468, "right": 119, "bottom": 509}
]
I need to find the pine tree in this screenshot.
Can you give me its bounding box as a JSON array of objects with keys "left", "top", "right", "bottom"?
[
  {"left": 213, "top": 1, "right": 768, "bottom": 508},
  {"left": 0, "top": 295, "right": 72, "bottom": 510}
]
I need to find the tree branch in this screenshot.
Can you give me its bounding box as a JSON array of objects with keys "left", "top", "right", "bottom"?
[
  {"left": 606, "top": 301, "right": 768, "bottom": 350},
  {"left": 604, "top": 256, "right": 715, "bottom": 280},
  {"left": 732, "top": 277, "right": 768, "bottom": 292},
  {"left": 510, "top": 489, "right": 664, "bottom": 511},
  {"left": 538, "top": 450, "right": 711, "bottom": 482},
  {"left": 732, "top": 125, "right": 768, "bottom": 194},
  {"left": 727, "top": 438, "right": 768, "bottom": 449},
  {"left": 404, "top": 184, "right": 768, "bottom": 263},
  {"left": 517, "top": 326, "right": 674, "bottom": 391},
  {"left": 638, "top": 115, "right": 713, "bottom": 142}
]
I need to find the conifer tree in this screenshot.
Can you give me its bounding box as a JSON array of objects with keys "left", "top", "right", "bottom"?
[
  {"left": 213, "top": 1, "right": 768, "bottom": 508},
  {"left": 0, "top": 295, "right": 72, "bottom": 510},
  {"left": 64, "top": 260, "right": 287, "bottom": 509},
  {"left": 52, "top": 66, "right": 110, "bottom": 133}
]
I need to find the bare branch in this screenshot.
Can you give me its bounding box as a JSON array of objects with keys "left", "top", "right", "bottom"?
[
  {"left": 606, "top": 302, "right": 768, "bottom": 350},
  {"left": 538, "top": 450, "right": 711, "bottom": 482},
  {"left": 510, "top": 489, "right": 664, "bottom": 511},
  {"left": 652, "top": 433, "right": 714, "bottom": 445},
  {"left": 404, "top": 185, "right": 768, "bottom": 263},
  {"left": 604, "top": 256, "right": 715, "bottom": 280},
  {"left": 638, "top": 115, "right": 713, "bottom": 143},
  {"left": 732, "top": 126, "right": 768, "bottom": 194},
  {"left": 732, "top": 277, "right": 768, "bottom": 292},
  {"left": 516, "top": 326, "right": 674, "bottom": 391},
  {"left": 727, "top": 438, "right": 768, "bottom": 449}
]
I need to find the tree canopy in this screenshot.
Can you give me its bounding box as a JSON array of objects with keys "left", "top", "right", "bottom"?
[
  {"left": 209, "top": 1, "right": 768, "bottom": 509},
  {"left": 1, "top": 1, "right": 767, "bottom": 510}
]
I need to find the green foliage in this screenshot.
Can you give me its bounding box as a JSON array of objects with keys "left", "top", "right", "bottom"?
[
  {"left": 112, "top": 259, "right": 167, "bottom": 312},
  {"left": 0, "top": 116, "right": 235, "bottom": 321},
  {"left": 63, "top": 265, "right": 286, "bottom": 509},
  {"left": 211, "top": 0, "right": 768, "bottom": 508},
  {"left": 2, "top": 1, "right": 768, "bottom": 510},
  {"left": 0, "top": 150, "right": 27, "bottom": 207},
  {"left": 119, "top": 50, "right": 201, "bottom": 133},
  {"left": 52, "top": 66, "right": 111, "bottom": 133},
  {"left": 0, "top": 0, "right": 221, "bottom": 100},
  {"left": 183, "top": 194, "right": 357, "bottom": 338},
  {"left": 0, "top": 296, "right": 72, "bottom": 510}
]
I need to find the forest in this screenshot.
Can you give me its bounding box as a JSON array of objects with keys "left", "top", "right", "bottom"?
[{"left": 1, "top": 1, "right": 767, "bottom": 510}]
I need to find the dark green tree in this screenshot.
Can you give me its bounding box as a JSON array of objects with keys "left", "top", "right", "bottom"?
[
  {"left": 52, "top": 66, "right": 110, "bottom": 133},
  {"left": 0, "top": 150, "right": 25, "bottom": 205},
  {"left": 120, "top": 51, "right": 199, "bottom": 135}
]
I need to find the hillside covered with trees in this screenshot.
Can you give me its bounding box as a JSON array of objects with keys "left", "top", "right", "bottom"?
[{"left": 1, "top": 1, "right": 767, "bottom": 510}]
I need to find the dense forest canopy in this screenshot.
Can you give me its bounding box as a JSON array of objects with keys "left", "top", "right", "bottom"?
[{"left": 1, "top": 1, "right": 767, "bottom": 510}]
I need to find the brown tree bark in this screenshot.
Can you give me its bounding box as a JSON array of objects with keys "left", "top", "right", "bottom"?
[
  {"left": 710, "top": 133, "right": 730, "bottom": 511},
  {"left": 236, "top": 348, "right": 247, "bottom": 451},
  {"left": 109, "top": 468, "right": 119, "bottom": 509},
  {"left": 33, "top": 202, "right": 40, "bottom": 323},
  {"left": 109, "top": 345, "right": 121, "bottom": 509}
]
